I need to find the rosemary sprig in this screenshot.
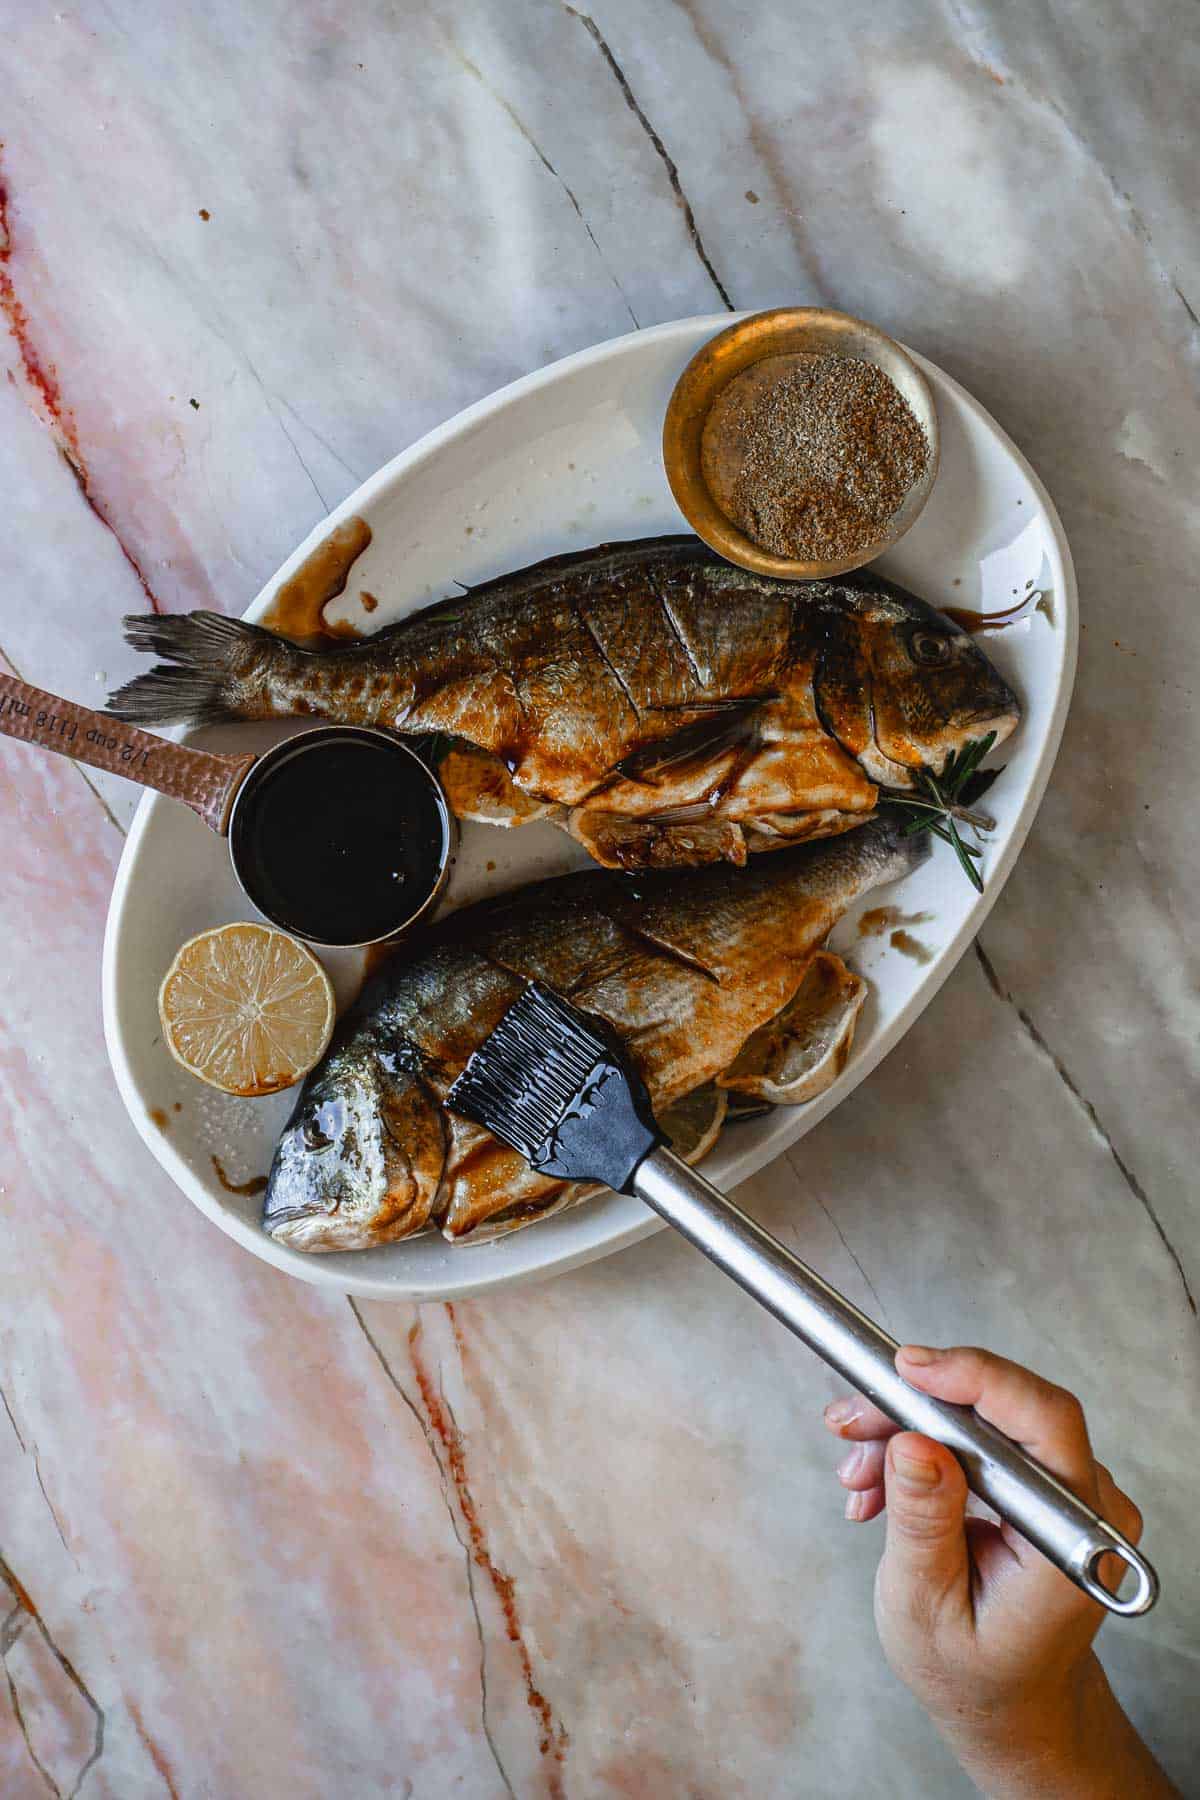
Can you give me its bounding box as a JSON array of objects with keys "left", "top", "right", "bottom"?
[{"left": 887, "top": 732, "right": 1001, "bottom": 895}]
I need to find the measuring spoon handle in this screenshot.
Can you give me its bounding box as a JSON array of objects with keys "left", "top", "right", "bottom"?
[{"left": 0, "top": 671, "right": 256, "bottom": 833}]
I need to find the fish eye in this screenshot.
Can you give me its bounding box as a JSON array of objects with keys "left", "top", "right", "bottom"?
[
  {"left": 302, "top": 1101, "right": 342, "bottom": 1152},
  {"left": 302, "top": 1116, "right": 334, "bottom": 1152},
  {"left": 909, "top": 629, "right": 953, "bottom": 667}
]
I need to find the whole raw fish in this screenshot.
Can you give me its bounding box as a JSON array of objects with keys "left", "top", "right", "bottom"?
[
  {"left": 263, "top": 811, "right": 926, "bottom": 1250},
  {"left": 109, "top": 535, "right": 1019, "bottom": 870}
]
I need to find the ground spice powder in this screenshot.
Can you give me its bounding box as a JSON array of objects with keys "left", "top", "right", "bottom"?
[{"left": 701, "top": 351, "right": 930, "bottom": 561}]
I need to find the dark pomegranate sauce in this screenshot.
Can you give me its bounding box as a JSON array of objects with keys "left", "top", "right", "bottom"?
[{"left": 231, "top": 731, "right": 449, "bottom": 945}]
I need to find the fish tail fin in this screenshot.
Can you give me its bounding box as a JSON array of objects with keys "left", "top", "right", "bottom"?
[
  {"left": 768, "top": 808, "right": 930, "bottom": 911},
  {"left": 107, "top": 612, "right": 293, "bottom": 726}
]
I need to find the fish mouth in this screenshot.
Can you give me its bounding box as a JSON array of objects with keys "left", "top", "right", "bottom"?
[
  {"left": 262, "top": 1116, "right": 349, "bottom": 1232},
  {"left": 261, "top": 1165, "right": 340, "bottom": 1232},
  {"left": 262, "top": 1194, "right": 328, "bottom": 1229},
  {"left": 875, "top": 705, "right": 1021, "bottom": 789},
  {"left": 930, "top": 705, "right": 1021, "bottom": 776},
  {"left": 262, "top": 1154, "right": 371, "bottom": 1250}
]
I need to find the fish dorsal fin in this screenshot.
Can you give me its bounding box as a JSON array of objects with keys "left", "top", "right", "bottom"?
[{"left": 381, "top": 536, "right": 713, "bottom": 640}]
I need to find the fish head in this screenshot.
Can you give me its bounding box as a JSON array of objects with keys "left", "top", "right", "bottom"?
[
  {"left": 815, "top": 579, "right": 1021, "bottom": 789},
  {"left": 263, "top": 1038, "right": 445, "bottom": 1252}
]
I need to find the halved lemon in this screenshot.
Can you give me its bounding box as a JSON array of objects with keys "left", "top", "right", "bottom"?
[{"left": 158, "top": 923, "right": 335, "bottom": 1097}]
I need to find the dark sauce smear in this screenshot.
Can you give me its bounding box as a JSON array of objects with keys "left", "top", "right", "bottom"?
[
  {"left": 944, "top": 589, "right": 1043, "bottom": 633},
  {"left": 211, "top": 1155, "right": 269, "bottom": 1199},
  {"left": 232, "top": 735, "right": 447, "bottom": 945},
  {"left": 261, "top": 516, "right": 372, "bottom": 642},
  {"left": 215, "top": 1152, "right": 271, "bottom": 1195}
]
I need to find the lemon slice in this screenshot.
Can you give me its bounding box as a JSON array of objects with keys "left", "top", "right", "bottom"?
[{"left": 158, "top": 923, "right": 335, "bottom": 1097}]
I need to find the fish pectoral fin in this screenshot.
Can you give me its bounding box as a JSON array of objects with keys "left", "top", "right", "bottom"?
[
  {"left": 616, "top": 697, "right": 767, "bottom": 783},
  {"left": 437, "top": 743, "right": 560, "bottom": 827},
  {"left": 718, "top": 952, "right": 866, "bottom": 1104},
  {"left": 444, "top": 1181, "right": 581, "bottom": 1242},
  {"left": 741, "top": 810, "right": 866, "bottom": 850},
  {"left": 438, "top": 1114, "right": 572, "bottom": 1241},
  {"left": 568, "top": 808, "right": 748, "bottom": 869},
  {"left": 376, "top": 1079, "right": 448, "bottom": 1237}
]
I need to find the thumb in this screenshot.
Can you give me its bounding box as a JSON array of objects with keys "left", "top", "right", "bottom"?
[{"left": 879, "top": 1433, "right": 971, "bottom": 1623}]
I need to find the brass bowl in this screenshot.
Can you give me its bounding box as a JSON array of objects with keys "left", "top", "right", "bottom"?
[{"left": 662, "top": 307, "right": 940, "bottom": 581}]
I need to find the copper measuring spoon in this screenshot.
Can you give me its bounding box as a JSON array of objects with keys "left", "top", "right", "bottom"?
[{"left": 0, "top": 671, "right": 452, "bottom": 947}]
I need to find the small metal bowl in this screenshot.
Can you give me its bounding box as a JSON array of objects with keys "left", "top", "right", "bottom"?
[
  {"left": 227, "top": 726, "right": 455, "bottom": 949},
  {"left": 662, "top": 307, "right": 940, "bottom": 581}
]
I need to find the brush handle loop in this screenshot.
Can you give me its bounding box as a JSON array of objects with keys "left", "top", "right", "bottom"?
[
  {"left": 633, "top": 1146, "right": 1158, "bottom": 1618},
  {"left": 0, "top": 672, "right": 255, "bottom": 833}
]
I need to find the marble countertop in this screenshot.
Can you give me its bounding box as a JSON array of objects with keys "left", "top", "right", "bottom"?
[{"left": 1, "top": 2, "right": 1197, "bottom": 1794}]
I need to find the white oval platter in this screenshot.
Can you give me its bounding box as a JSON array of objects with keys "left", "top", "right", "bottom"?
[{"left": 103, "top": 314, "right": 1076, "bottom": 1301}]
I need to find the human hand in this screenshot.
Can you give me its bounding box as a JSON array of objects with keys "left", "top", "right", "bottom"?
[{"left": 824, "top": 1345, "right": 1176, "bottom": 1798}]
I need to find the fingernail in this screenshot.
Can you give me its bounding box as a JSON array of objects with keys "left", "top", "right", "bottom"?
[
  {"left": 844, "top": 1491, "right": 868, "bottom": 1521},
  {"left": 824, "top": 1398, "right": 860, "bottom": 1430},
  {"left": 836, "top": 1445, "right": 866, "bottom": 1482},
  {"left": 892, "top": 1448, "right": 941, "bottom": 1491},
  {"left": 898, "top": 1344, "right": 942, "bottom": 1366}
]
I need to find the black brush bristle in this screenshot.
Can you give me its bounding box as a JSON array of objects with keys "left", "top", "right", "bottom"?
[
  {"left": 448, "top": 985, "right": 607, "bottom": 1157},
  {"left": 447, "top": 983, "right": 662, "bottom": 1193}
]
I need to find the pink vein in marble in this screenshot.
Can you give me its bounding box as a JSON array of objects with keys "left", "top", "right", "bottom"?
[
  {"left": 0, "top": 1555, "right": 101, "bottom": 1797},
  {"left": 410, "top": 1305, "right": 570, "bottom": 1791},
  {"left": 0, "top": 149, "right": 162, "bottom": 611}
]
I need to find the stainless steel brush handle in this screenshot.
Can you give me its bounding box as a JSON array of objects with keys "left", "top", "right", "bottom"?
[{"left": 634, "top": 1147, "right": 1158, "bottom": 1618}]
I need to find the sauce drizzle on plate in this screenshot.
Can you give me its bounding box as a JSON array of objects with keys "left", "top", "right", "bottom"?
[
  {"left": 263, "top": 516, "right": 373, "bottom": 642},
  {"left": 211, "top": 1155, "right": 269, "bottom": 1198}
]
